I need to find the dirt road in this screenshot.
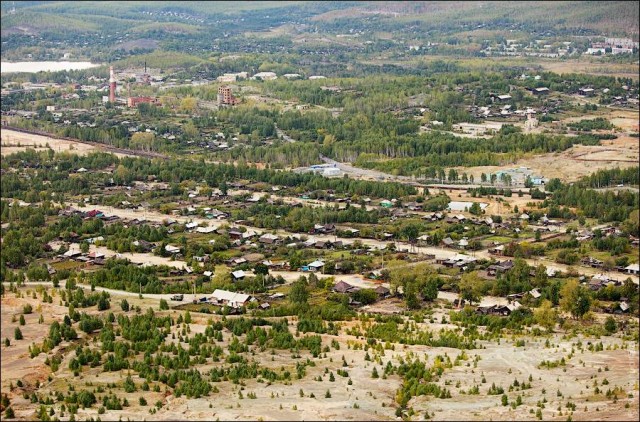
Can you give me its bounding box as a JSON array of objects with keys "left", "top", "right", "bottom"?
[{"left": 66, "top": 202, "right": 639, "bottom": 285}]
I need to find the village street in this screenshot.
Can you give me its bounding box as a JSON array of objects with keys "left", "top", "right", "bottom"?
[{"left": 63, "top": 202, "right": 639, "bottom": 285}]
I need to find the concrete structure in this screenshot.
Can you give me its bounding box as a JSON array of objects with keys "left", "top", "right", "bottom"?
[
  {"left": 524, "top": 113, "right": 538, "bottom": 132},
  {"left": 579, "top": 87, "right": 595, "bottom": 96},
  {"left": 452, "top": 122, "right": 503, "bottom": 136},
  {"left": 586, "top": 47, "right": 606, "bottom": 55},
  {"left": 612, "top": 47, "right": 634, "bottom": 55},
  {"left": 216, "top": 72, "right": 248, "bottom": 83},
  {"left": 605, "top": 38, "right": 639, "bottom": 49},
  {"left": 109, "top": 66, "right": 116, "bottom": 103},
  {"left": 217, "top": 86, "right": 238, "bottom": 106},
  {"left": 127, "top": 96, "right": 159, "bottom": 108},
  {"left": 492, "top": 166, "right": 545, "bottom": 186},
  {"left": 251, "top": 72, "right": 277, "bottom": 81},
  {"left": 322, "top": 167, "right": 342, "bottom": 177}
]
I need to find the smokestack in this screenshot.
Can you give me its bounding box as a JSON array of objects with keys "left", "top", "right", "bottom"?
[{"left": 109, "top": 66, "right": 116, "bottom": 103}]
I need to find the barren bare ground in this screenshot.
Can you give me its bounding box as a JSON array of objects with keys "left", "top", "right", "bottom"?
[
  {"left": 536, "top": 60, "right": 640, "bottom": 81},
  {"left": 454, "top": 142, "right": 639, "bottom": 184},
  {"left": 1, "top": 288, "right": 638, "bottom": 421},
  {"left": 0, "top": 129, "right": 130, "bottom": 158},
  {"left": 452, "top": 110, "right": 639, "bottom": 183},
  {"left": 1, "top": 130, "right": 100, "bottom": 156}
]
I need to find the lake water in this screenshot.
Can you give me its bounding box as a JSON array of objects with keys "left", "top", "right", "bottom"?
[
  {"left": 1, "top": 61, "right": 101, "bottom": 74},
  {"left": 448, "top": 201, "right": 488, "bottom": 211}
]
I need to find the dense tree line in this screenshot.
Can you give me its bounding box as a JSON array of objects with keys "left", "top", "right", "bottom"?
[
  {"left": 544, "top": 176, "right": 638, "bottom": 224},
  {"left": 1, "top": 150, "right": 416, "bottom": 201}
]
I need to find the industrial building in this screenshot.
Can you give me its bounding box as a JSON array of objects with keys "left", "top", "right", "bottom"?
[
  {"left": 216, "top": 72, "right": 248, "bottom": 83},
  {"left": 108, "top": 66, "right": 116, "bottom": 103},
  {"left": 218, "top": 86, "right": 239, "bottom": 106},
  {"left": 127, "top": 96, "right": 159, "bottom": 108},
  {"left": 452, "top": 122, "right": 503, "bottom": 136},
  {"left": 251, "top": 72, "right": 277, "bottom": 81}
]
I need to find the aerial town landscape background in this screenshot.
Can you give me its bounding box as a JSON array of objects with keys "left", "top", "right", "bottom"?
[{"left": 0, "top": 1, "right": 638, "bottom": 421}]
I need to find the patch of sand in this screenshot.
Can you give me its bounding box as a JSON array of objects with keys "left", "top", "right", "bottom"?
[
  {"left": 455, "top": 140, "right": 639, "bottom": 184},
  {"left": 1, "top": 129, "right": 101, "bottom": 156},
  {"left": 0, "top": 129, "right": 131, "bottom": 158}
]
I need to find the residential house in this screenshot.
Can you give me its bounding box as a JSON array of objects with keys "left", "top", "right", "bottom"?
[
  {"left": 405, "top": 202, "right": 423, "bottom": 212},
  {"left": 165, "top": 245, "right": 181, "bottom": 254},
  {"left": 228, "top": 257, "right": 248, "bottom": 266},
  {"left": 303, "top": 260, "right": 325, "bottom": 272},
  {"left": 196, "top": 226, "right": 216, "bottom": 234},
  {"left": 231, "top": 270, "right": 246, "bottom": 281},
  {"left": 132, "top": 240, "right": 154, "bottom": 252},
  {"left": 487, "top": 260, "right": 515, "bottom": 276},
  {"left": 86, "top": 236, "right": 104, "bottom": 244},
  {"left": 342, "top": 227, "right": 360, "bottom": 237},
  {"left": 228, "top": 228, "right": 244, "bottom": 240},
  {"left": 211, "top": 289, "right": 253, "bottom": 307},
  {"left": 312, "top": 224, "right": 336, "bottom": 234},
  {"left": 528, "top": 288, "right": 542, "bottom": 299},
  {"left": 375, "top": 285, "right": 391, "bottom": 298},
  {"left": 332, "top": 281, "right": 359, "bottom": 294},
  {"left": 489, "top": 244, "right": 505, "bottom": 255},
  {"left": 259, "top": 233, "right": 281, "bottom": 245},
  {"left": 185, "top": 222, "right": 199, "bottom": 231},
  {"left": 417, "top": 234, "right": 431, "bottom": 246},
  {"left": 314, "top": 240, "right": 331, "bottom": 249},
  {"left": 87, "top": 251, "right": 105, "bottom": 260},
  {"left": 63, "top": 249, "right": 82, "bottom": 258},
  {"left": 476, "top": 301, "right": 521, "bottom": 316},
  {"left": 528, "top": 87, "right": 550, "bottom": 95},
  {"left": 579, "top": 87, "right": 595, "bottom": 96},
  {"left": 581, "top": 256, "right": 603, "bottom": 268},
  {"left": 624, "top": 263, "right": 639, "bottom": 275}
]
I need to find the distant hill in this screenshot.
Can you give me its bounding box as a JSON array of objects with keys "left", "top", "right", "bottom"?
[{"left": 1, "top": 1, "right": 637, "bottom": 65}]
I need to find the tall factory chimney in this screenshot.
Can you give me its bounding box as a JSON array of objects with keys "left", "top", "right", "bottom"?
[{"left": 109, "top": 66, "right": 116, "bottom": 103}]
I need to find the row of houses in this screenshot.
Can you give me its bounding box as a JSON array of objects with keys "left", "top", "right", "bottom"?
[
  {"left": 436, "top": 254, "right": 478, "bottom": 271},
  {"left": 476, "top": 301, "right": 522, "bottom": 316},
  {"left": 581, "top": 257, "right": 640, "bottom": 275},
  {"left": 59, "top": 249, "right": 107, "bottom": 266}
]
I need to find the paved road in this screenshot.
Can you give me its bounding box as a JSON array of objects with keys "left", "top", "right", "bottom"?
[
  {"left": 319, "top": 155, "right": 535, "bottom": 191},
  {"left": 320, "top": 154, "right": 415, "bottom": 183}
]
